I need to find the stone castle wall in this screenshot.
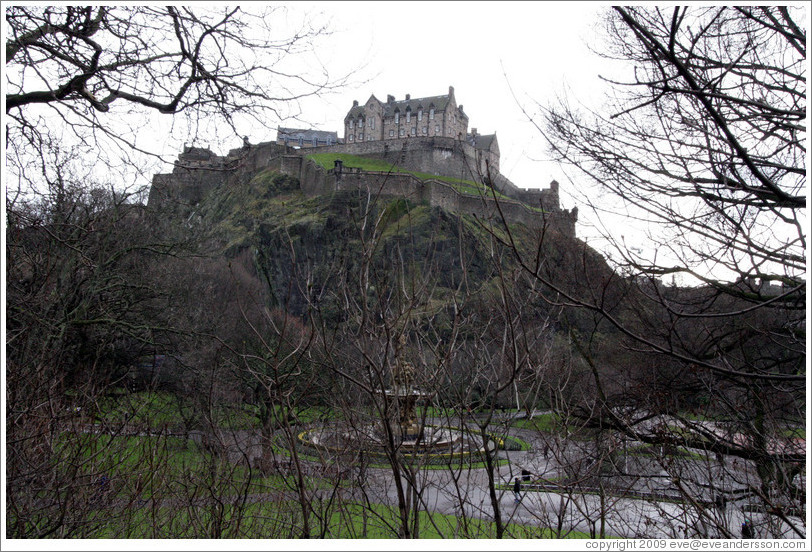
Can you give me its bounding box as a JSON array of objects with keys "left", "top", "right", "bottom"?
[
  {"left": 294, "top": 158, "right": 577, "bottom": 236},
  {"left": 149, "top": 169, "right": 227, "bottom": 209},
  {"left": 149, "top": 141, "right": 291, "bottom": 208},
  {"left": 296, "top": 136, "right": 507, "bottom": 190},
  {"left": 149, "top": 139, "right": 576, "bottom": 237}
]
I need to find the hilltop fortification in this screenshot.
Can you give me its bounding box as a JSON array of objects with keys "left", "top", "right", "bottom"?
[{"left": 149, "top": 87, "right": 578, "bottom": 237}]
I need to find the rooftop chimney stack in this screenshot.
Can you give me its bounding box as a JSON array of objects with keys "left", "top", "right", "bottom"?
[
  {"left": 406, "top": 94, "right": 410, "bottom": 100},
  {"left": 387, "top": 94, "right": 395, "bottom": 103}
]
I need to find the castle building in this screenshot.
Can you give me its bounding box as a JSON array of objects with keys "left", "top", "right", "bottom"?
[
  {"left": 344, "top": 86, "right": 499, "bottom": 174},
  {"left": 344, "top": 86, "right": 470, "bottom": 142},
  {"left": 277, "top": 128, "right": 339, "bottom": 148}
]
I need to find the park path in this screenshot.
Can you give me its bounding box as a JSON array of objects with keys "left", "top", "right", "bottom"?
[
  {"left": 332, "top": 415, "right": 800, "bottom": 539},
  {"left": 353, "top": 432, "right": 699, "bottom": 539},
  {"left": 204, "top": 411, "right": 799, "bottom": 539}
]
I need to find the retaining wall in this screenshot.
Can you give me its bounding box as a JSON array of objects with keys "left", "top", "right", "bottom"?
[
  {"left": 293, "top": 158, "right": 577, "bottom": 235},
  {"left": 300, "top": 137, "right": 521, "bottom": 195}
]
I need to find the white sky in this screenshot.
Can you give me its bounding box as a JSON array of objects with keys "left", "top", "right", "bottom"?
[{"left": 257, "top": 1, "right": 612, "bottom": 209}]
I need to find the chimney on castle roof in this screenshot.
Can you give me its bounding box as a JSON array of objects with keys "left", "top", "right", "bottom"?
[
  {"left": 405, "top": 94, "right": 410, "bottom": 100},
  {"left": 353, "top": 100, "right": 358, "bottom": 107},
  {"left": 471, "top": 128, "right": 477, "bottom": 137},
  {"left": 449, "top": 85, "right": 454, "bottom": 96},
  {"left": 387, "top": 94, "right": 395, "bottom": 103}
]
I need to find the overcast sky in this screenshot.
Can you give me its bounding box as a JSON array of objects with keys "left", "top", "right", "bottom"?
[{"left": 262, "top": 1, "right": 611, "bottom": 210}]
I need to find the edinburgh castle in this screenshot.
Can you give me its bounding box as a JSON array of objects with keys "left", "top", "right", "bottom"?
[{"left": 149, "top": 86, "right": 578, "bottom": 236}]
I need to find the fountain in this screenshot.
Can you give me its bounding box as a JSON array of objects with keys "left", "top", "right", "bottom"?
[
  {"left": 297, "top": 335, "right": 495, "bottom": 463},
  {"left": 379, "top": 335, "right": 461, "bottom": 451}
]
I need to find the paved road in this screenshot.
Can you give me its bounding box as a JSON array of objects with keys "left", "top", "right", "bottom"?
[{"left": 356, "top": 443, "right": 698, "bottom": 538}]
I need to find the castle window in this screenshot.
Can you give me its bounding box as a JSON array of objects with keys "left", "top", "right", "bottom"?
[
  {"left": 358, "top": 118, "right": 364, "bottom": 128},
  {"left": 389, "top": 130, "right": 394, "bottom": 137},
  {"left": 358, "top": 132, "right": 363, "bottom": 140},
  {"left": 422, "top": 126, "right": 427, "bottom": 135},
  {"left": 395, "top": 112, "right": 399, "bottom": 124},
  {"left": 399, "top": 128, "right": 405, "bottom": 137},
  {"left": 418, "top": 109, "right": 423, "bottom": 121},
  {"left": 429, "top": 108, "right": 435, "bottom": 119},
  {"left": 349, "top": 134, "right": 354, "bottom": 142},
  {"left": 410, "top": 127, "right": 416, "bottom": 136},
  {"left": 370, "top": 118, "right": 375, "bottom": 130},
  {"left": 349, "top": 120, "right": 354, "bottom": 129},
  {"left": 435, "top": 124, "right": 440, "bottom": 133},
  {"left": 406, "top": 110, "right": 411, "bottom": 123}
]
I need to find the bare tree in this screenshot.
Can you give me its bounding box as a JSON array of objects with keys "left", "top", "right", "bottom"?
[
  {"left": 5, "top": 5, "right": 352, "bottom": 538},
  {"left": 498, "top": 5, "right": 806, "bottom": 538},
  {"left": 5, "top": 4, "right": 351, "bottom": 204}
]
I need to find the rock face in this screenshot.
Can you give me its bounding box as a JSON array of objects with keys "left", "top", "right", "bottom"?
[
  {"left": 151, "top": 154, "right": 607, "bottom": 331},
  {"left": 144, "top": 133, "right": 604, "bottom": 330}
]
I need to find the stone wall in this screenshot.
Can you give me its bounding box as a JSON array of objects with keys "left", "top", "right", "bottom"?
[
  {"left": 148, "top": 138, "right": 577, "bottom": 238},
  {"left": 298, "top": 136, "right": 519, "bottom": 194},
  {"left": 149, "top": 141, "right": 290, "bottom": 210},
  {"left": 149, "top": 168, "right": 228, "bottom": 211},
  {"left": 280, "top": 155, "right": 303, "bottom": 178},
  {"left": 511, "top": 180, "right": 560, "bottom": 212},
  {"left": 293, "top": 158, "right": 577, "bottom": 237}
]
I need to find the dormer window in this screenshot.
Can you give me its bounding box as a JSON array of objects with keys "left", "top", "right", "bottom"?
[
  {"left": 358, "top": 118, "right": 364, "bottom": 128},
  {"left": 418, "top": 109, "right": 423, "bottom": 121},
  {"left": 406, "top": 108, "right": 411, "bottom": 123},
  {"left": 395, "top": 111, "right": 400, "bottom": 124},
  {"left": 349, "top": 120, "right": 354, "bottom": 129},
  {"left": 429, "top": 108, "right": 435, "bottom": 120}
]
